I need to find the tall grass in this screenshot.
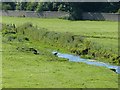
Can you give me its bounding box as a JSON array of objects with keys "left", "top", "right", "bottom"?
[
  {"left": 2, "top": 16, "right": 118, "bottom": 54},
  {"left": 2, "top": 23, "right": 119, "bottom": 65}
]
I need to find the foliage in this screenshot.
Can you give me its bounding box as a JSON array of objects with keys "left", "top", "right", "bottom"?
[
  {"left": 68, "top": 3, "right": 83, "bottom": 20},
  {"left": 2, "top": 2, "right": 16, "bottom": 10},
  {"left": 26, "top": 2, "right": 38, "bottom": 11},
  {"left": 36, "top": 3, "right": 43, "bottom": 12},
  {"left": 16, "top": 2, "right": 27, "bottom": 10},
  {"left": 2, "top": 4, "right": 12, "bottom": 11},
  {"left": 118, "top": 9, "right": 120, "bottom": 14},
  {"left": 2, "top": 2, "right": 120, "bottom": 20}
]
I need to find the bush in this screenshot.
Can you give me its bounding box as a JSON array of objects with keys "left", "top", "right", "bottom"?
[
  {"left": 69, "top": 9, "right": 83, "bottom": 20},
  {"left": 118, "top": 9, "right": 120, "bottom": 14},
  {"left": 2, "top": 4, "right": 12, "bottom": 11}
]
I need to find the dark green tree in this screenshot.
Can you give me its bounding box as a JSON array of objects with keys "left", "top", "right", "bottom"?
[
  {"left": 36, "top": 2, "right": 44, "bottom": 12},
  {"left": 26, "top": 2, "right": 38, "bottom": 11},
  {"left": 16, "top": 2, "right": 27, "bottom": 10},
  {"left": 2, "top": 2, "right": 16, "bottom": 10}
]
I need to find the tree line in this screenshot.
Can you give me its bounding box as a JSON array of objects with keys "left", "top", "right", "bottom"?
[{"left": 1, "top": 2, "right": 120, "bottom": 20}]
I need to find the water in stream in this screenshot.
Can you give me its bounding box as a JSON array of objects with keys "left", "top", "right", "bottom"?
[{"left": 52, "top": 51, "right": 120, "bottom": 74}]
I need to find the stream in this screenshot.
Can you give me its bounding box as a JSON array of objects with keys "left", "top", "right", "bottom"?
[{"left": 52, "top": 51, "right": 120, "bottom": 74}]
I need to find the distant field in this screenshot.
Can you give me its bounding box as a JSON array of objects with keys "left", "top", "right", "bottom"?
[
  {"left": 1, "top": 16, "right": 118, "bottom": 36},
  {"left": 1, "top": 16, "right": 118, "bottom": 53}
]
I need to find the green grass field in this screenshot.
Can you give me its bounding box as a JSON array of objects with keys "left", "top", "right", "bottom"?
[
  {"left": 2, "top": 37, "right": 118, "bottom": 88},
  {"left": 1, "top": 16, "right": 119, "bottom": 88},
  {"left": 1, "top": 16, "right": 118, "bottom": 53},
  {"left": 2, "top": 16, "right": 118, "bottom": 36}
]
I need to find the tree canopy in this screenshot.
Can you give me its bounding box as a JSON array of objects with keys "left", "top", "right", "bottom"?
[{"left": 1, "top": 2, "right": 120, "bottom": 20}]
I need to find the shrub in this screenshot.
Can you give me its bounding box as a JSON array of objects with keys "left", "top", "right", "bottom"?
[{"left": 118, "top": 9, "right": 120, "bottom": 14}]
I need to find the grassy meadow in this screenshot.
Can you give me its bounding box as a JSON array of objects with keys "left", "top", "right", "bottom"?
[
  {"left": 1, "top": 16, "right": 118, "bottom": 53},
  {"left": 1, "top": 16, "right": 119, "bottom": 88},
  {"left": 2, "top": 40, "right": 118, "bottom": 88}
]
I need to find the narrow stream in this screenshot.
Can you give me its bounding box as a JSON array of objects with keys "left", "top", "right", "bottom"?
[{"left": 52, "top": 51, "right": 120, "bottom": 74}]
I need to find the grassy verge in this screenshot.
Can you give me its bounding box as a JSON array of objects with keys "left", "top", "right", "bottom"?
[
  {"left": 2, "top": 23, "right": 118, "bottom": 65},
  {"left": 2, "top": 30, "right": 118, "bottom": 88},
  {"left": 1, "top": 18, "right": 119, "bottom": 88},
  {"left": 1, "top": 16, "right": 118, "bottom": 59}
]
